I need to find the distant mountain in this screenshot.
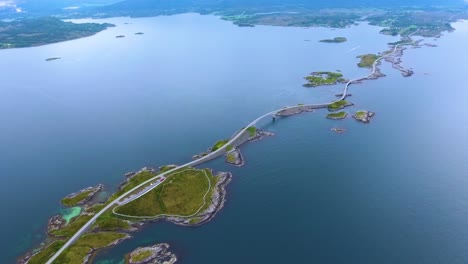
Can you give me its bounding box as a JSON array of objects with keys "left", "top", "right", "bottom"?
[{"left": 102, "top": 0, "right": 467, "bottom": 11}]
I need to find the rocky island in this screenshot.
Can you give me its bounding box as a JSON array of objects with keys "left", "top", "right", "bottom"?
[
  {"left": 326, "top": 111, "right": 348, "bottom": 120},
  {"left": 126, "top": 243, "right": 177, "bottom": 264},
  {"left": 353, "top": 110, "right": 375, "bottom": 123},
  {"left": 357, "top": 54, "right": 379, "bottom": 68},
  {"left": 303, "top": 71, "right": 348, "bottom": 87},
  {"left": 45, "top": 57, "right": 61, "bottom": 61}
]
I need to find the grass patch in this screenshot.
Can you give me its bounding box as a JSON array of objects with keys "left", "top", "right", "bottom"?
[
  {"left": 227, "top": 153, "right": 237, "bottom": 163},
  {"left": 354, "top": 111, "right": 367, "bottom": 119},
  {"left": 55, "top": 232, "right": 127, "bottom": 264},
  {"left": 226, "top": 145, "right": 233, "bottom": 151},
  {"left": 212, "top": 139, "right": 229, "bottom": 151},
  {"left": 50, "top": 214, "right": 94, "bottom": 238},
  {"left": 303, "top": 71, "right": 345, "bottom": 87},
  {"left": 357, "top": 54, "right": 379, "bottom": 68},
  {"left": 130, "top": 249, "right": 153, "bottom": 262},
  {"left": 95, "top": 217, "right": 130, "bottom": 231},
  {"left": 107, "top": 170, "right": 157, "bottom": 203},
  {"left": 326, "top": 111, "right": 347, "bottom": 119},
  {"left": 27, "top": 240, "right": 65, "bottom": 264},
  {"left": 246, "top": 126, "right": 257, "bottom": 137},
  {"left": 115, "top": 169, "right": 212, "bottom": 217},
  {"left": 328, "top": 100, "right": 351, "bottom": 111},
  {"left": 159, "top": 165, "right": 177, "bottom": 172},
  {"left": 61, "top": 190, "right": 92, "bottom": 207}
]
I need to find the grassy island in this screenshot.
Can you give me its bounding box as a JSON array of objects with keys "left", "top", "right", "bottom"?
[
  {"left": 115, "top": 169, "right": 214, "bottom": 217},
  {"left": 212, "top": 139, "right": 229, "bottom": 151},
  {"left": 326, "top": 111, "right": 348, "bottom": 119},
  {"left": 328, "top": 100, "right": 352, "bottom": 111},
  {"left": 354, "top": 111, "right": 367, "bottom": 119},
  {"left": 319, "top": 37, "right": 347, "bottom": 43},
  {"left": 130, "top": 249, "right": 153, "bottom": 262},
  {"left": 303, "top": 71, "right": 347, "bottom": 87},
  {"left": 357, "top": 54, "right": 379, "bottom": 68},
  {"left": 0, "top": 17, "right": 113, "bottom": 49}
]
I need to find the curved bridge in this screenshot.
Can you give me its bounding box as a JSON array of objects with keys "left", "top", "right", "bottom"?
[{"left": 46, "top": 41, "right": 407, "bottom": 264}]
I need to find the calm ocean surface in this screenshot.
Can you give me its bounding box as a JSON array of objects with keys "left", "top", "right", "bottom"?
[{"left": 1, "top": 14, "right": 468, "bottom": 263}]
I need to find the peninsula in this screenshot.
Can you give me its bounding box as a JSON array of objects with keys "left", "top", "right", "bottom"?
[{"left": 0, "top": 17, "right": 113, "bottom": 49}]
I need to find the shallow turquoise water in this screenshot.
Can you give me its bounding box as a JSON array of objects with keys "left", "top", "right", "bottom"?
[
  {"left": 1, "top": 14, "right": 468, "bottom": 264},
  {"left": 60, "top": 207, "right": 82, "bottom": 224}
]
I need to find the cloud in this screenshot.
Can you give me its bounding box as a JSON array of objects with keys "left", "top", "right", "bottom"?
[{"left": 0, "top": 0, "right": 22, "bottom": 12}]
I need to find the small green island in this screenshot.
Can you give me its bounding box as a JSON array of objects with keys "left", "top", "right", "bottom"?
[
  {"left": 126, "top": 243, "right": 177, "bottom": 264},
  {"left": 319, "top": 37, "right": 347, "bottom": 43},
  {"left": 45, "top": 57, "right": 61, "bottom": 61},
  {"left": 357, "top": 54, "right": 380, "bottom": 68},
  {"left": 328, "top": 100, "right": 354, "bottom": 111},
  {"left": 353, "top": 110, "right": 375, "bottom": 123},
  {"left": 303, "top": 71, "right": 347, "bottom": 87},
  {"left": 326, "top": 111, "right": 348, "bottom": 120}
]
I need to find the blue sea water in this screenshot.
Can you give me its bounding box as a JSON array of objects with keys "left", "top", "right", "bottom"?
[{"left": 1, "top": 14, "right": 468, "bottom": 263}]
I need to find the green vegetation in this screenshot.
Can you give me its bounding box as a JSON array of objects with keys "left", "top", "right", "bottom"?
[
  {"left": 108, "top": 170, "right": 157, "bottom": 202},
  {"left": 328, "top": 100, "right": 351, "bottom": 111},
  {"left": 319, "top": 37, "right": 347, "bottom": 43},
  {"left": 357, "top": 54, "right": 379, "bottom": 68},
  {"left": 212, "top": 139, "right": 229, "bottom": 151},
  {"left": 247, "top": 126, "right": 257, "bottom": 137},
  {"left": 55, "top": 232, "right": 127, "bottom": 264},
  {"left": 130, "top": 249, "right": 153, "bottom": 262},
  {"left": 0, "top": 17, "right": 113, "bottom": 49},
  {"left": 115, "top": 169, "right": 212, "bottom": 217},
  {"left": 160, "top": 165, "right": 177, "bottom": 172},
  {"left": 226, "top": 145, "right": 234, "bottom": 152},
  {"left": 50, "top": 214, "right": 93, "bottom": 238},
  {"left": 303, "top": 71, "right": 346, "bottom": 87},
  {"left": 326, "top": 111, "right": 347, "bottom": 119},
  {"left": 27, "top": 240, "right": 65, "bottom": 264},
  {"left": 95, "top": 217, "right": 130, "bottom": 231},
  {"left": 221, "top": 11, "right": 361, "bottom": 28},
  {"left": 354, "top": 111, "right": 367, "bottom": 119},
  {"left": 227, "top": 153, "right": 237, "bottom": 163},
  {"left": 61, "top": 190, "right": 92, "bottom": 207}
]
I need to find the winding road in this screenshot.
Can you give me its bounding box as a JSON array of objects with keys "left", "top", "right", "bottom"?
[{"left": 46, "top": 41, "right": 409, "bottom": 264}]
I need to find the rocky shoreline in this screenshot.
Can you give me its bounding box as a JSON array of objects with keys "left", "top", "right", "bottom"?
[
  {"left": 164, "top": 171, "right": 232, "bottom": 227},
  {"left": 61, "top": 183, "right": 103, "bottom": 207},
  {"left": 126, "top": 243, "right": 177, "bottom": 264}
]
